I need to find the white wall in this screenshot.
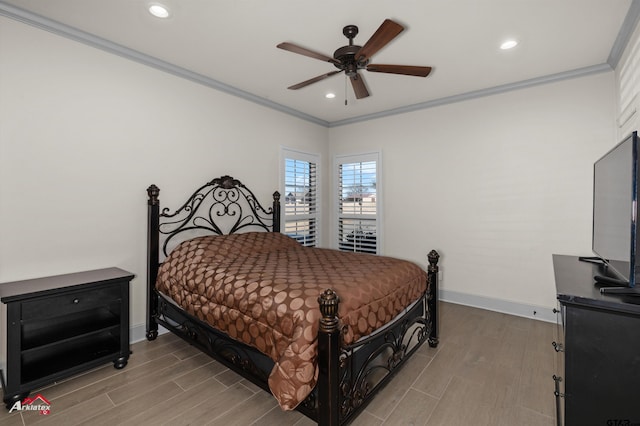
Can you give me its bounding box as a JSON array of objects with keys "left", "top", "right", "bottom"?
[
  {"left": 329, "top": 73, "right": 617, "bottom": 316},
  {"left": 0, "top": 17, "right": 328, "bottom": 333}
]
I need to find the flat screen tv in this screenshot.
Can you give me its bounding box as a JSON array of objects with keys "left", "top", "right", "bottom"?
[{"left": 591, "top": 130, "right": 640, "bottom": 293}]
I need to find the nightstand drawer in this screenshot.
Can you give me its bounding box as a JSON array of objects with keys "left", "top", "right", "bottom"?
[{"left": 21, "top": 283, "right": 122, "bottom": 321}]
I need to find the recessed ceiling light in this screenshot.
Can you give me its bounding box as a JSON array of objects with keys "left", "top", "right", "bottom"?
[
  {"left": 149, "top": 4, "right": 170, "bottom": 18},
  {"left": 500, "top": 40, "right": 518, "bottom": 50},
  {"left": 325, "top": 93, "right": 336, "bottom": 99}
]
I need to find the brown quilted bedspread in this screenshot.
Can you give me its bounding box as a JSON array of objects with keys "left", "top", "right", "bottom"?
[{"left": 156, "top": 232, "right": 427, "bottom": 410}]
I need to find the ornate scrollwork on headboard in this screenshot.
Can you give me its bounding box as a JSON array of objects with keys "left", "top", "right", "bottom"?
[{"left": 152, "top": 175, "right": 280, "bottom": 257}]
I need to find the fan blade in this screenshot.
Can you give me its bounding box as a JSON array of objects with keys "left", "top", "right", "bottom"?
[
  {"left": 366, "top": 64, "right": 432, "bottom": 77},
  {"left": 350, "top": 73, "right": 370, "bottom": 99},
  {"left": 288, "top": 71, "right": 342, "bottom": 90},
  {"left": 277, "top": 42, "right": 340, "bottom": 65},
  {"left": 356, "top": 19, "right": 404, "bottom": 61}
]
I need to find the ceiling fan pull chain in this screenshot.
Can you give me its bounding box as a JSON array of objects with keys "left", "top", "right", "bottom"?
[{"left": 345, "top": 74, "right": 348, "bottom": 106}]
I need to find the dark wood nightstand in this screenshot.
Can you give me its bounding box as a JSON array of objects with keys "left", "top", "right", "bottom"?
[{"left": 0, "top": 268, "right": 134, "bottom": 409}]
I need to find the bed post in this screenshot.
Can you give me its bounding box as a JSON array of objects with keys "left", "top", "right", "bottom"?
[
  {"left": 317, "top": 289, "right": 340, "bottom": 426},
  {"left": 272, "top": 191, "right": 281, "bottom": 232},
  {"left": 146, "top": 184, "right": 160, "bottom": 341},
  {"left": 427, "top": 250, "right": 439, "bottom": 347}
]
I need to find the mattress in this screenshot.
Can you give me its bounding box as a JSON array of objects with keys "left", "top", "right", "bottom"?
[{"left": 156, "top": 231, "right": 427, "bottom": 409}]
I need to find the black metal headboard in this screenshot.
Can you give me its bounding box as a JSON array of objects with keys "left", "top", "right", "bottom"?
[
  {"left": 147, "top": 175, "right": 281, "bottom": 258},
  {"left": 146, "top": 175, "right": 280, "bottom": 339}
]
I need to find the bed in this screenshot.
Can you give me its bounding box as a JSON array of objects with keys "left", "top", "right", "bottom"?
[{"left": 146, "top": 175, "right": 439, "bottom": 425}]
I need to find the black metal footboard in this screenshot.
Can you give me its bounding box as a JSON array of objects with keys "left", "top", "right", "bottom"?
[{"left": 316, "top": 250, "right": 439, "bottom": 425}]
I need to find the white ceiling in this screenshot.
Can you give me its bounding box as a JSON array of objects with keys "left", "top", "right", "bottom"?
[{"left": 0, "top": 1, "right": 635, "bottom": 126}]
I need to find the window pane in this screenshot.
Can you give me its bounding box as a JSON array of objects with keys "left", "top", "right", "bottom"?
[
  {"left": 285, "top": 159, "right": 316, "bottom": 216},
  {"left": 284, "top": 155, "right": 317, "bottom": 247},
  {"left": 338, "top": 218, "right": 377, "bottom": 254},
  {"left": 339, "top": 161, "right": 376, "bottom": 215},
  {"left": 336, "top": 156, "right": 378, "bottom": 254},
  {"left": 285, "top": 218, "right": 316, "bottom": 246}
]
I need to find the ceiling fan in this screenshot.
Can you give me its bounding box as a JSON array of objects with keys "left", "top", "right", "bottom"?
[{"left": 277, "top": 19, "right": 432, "bottom": 100}]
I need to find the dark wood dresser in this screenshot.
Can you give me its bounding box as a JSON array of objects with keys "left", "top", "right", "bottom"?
[
  {"left": 552, "top": 254, "right": 640, "bottom": 426},
  {"left": 0, "top": 268, "right": 134, "bottom": 409}
]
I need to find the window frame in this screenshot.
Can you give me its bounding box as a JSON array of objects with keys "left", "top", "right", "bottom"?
[
  {"left": 333, "top": 151, "right": 382, "bottom": 255},
  {"left": 280, "top": 147, "right": 321, "bottom": 247}
]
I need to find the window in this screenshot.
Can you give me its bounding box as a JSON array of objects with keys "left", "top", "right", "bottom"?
[
  {"left": 335, "top": 152, "right": 380, "bottom": 254},
  {"left": 281, "top": 148, "right": 319, "bottom": 247}
]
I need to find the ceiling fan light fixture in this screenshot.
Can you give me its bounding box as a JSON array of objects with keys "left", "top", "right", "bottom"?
[
  {"left": 148, "top": 4, "right": 170, "bottom": 18},
  {"left": 325, "top": 93, "right": 336, "bottom": 99},
  {"left": 500, "top": 39, "right": 518, "bottom": 50}
]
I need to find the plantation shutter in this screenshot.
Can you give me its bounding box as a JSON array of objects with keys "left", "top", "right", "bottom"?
[
  {"left": 336, "top": 153, "right": 379, "bottom": 254},
  {"left": 617, "top": 22, "right": 640, "bottom": 137},
  {"left": 283, "top": 151, "right": 319, "bottom": 247}
]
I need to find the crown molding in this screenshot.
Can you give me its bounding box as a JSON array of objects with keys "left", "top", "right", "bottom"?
[
  {"left": 608, "top": 0, "right": 640, "bottom": 68},
  {"left": 329, "top": 64, "right": 612, "bottom": 127}
]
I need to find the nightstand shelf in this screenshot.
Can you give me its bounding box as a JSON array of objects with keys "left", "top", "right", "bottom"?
[
  {"left": 21, "top": 330, "right": 121, "bottom": 383},
  {"left": 22, "top": 307, "right": 120, "bottom": 350},
  {"left": 0, "top": 268, "right": 134, "bottom": 409}
]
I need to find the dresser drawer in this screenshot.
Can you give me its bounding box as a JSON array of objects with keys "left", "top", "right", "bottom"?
[{"left": 21, "top": 283, "right": 122, "bottom": 321}]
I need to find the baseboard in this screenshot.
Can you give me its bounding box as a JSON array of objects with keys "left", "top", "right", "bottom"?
[
  {"left": 439, "top": 289, "right": 557, "bottom": 323},
  {"left": 130, "top": 323, "right": 169, "bottom": 343}
]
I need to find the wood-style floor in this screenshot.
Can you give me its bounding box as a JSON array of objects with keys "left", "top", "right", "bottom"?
[{"left": 0, "top": 302, "right": 557, "bottom": 425}]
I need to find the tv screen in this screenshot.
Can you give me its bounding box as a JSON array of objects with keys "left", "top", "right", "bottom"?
[{"left": 592, "top": 131, "right": 639, "bottom": 287}]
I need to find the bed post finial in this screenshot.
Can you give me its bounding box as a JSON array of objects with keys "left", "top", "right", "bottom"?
[
  {"left": 318, "top": 288, "right": 340, "bottom": 332},
  {"left": 147, "top": 184, "right": 160, "bottom": 205},
  {"left": 427, "top": 249, "right": 439, "bottom": 272}
]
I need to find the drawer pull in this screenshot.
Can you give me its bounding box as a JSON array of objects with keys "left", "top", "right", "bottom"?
[
  {"left": 552, "top": 341, "right": 564, "bottom": 352},
  {"left": 73, "top": 298, "right": 80, "bottom": 304}
]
